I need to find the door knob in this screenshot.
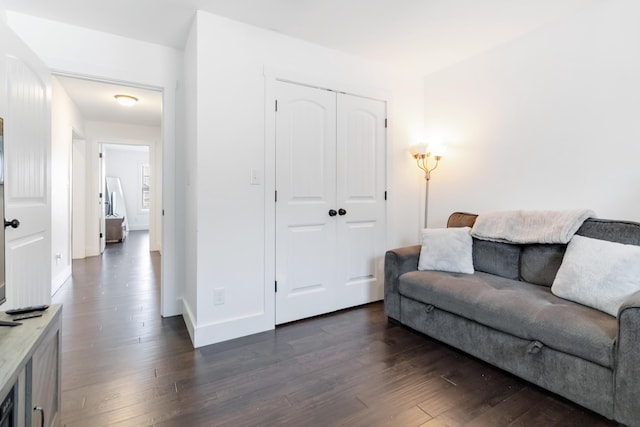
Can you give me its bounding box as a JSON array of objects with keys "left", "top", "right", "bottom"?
[
  {"left": 338, "top": 209, "right": 347, "bottom": 216},
  {"left": 328, "top": 209, "right": 337, "bottom": 217},
  {"left": 4, "top": 218, "right": 20, "bottom": 229}
]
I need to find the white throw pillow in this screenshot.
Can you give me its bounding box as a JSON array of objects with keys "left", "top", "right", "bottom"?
[
  {"left": 418, "top": 227, "right": 474, "bottom": 274},
  {"left": 551, "top": 235, "right": 640, "bottom": 317}
]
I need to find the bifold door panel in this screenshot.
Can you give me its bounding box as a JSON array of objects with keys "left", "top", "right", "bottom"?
[{"left": 275, "top": 81, "right": 386, "bottom": 324}]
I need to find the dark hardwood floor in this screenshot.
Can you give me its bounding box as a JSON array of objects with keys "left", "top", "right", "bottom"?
[{"left": 54, "top": 231, "right": 615, "bottom": 426}]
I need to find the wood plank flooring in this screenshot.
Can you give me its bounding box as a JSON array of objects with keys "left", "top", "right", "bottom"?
[{"left": 54, "top": 231, "right": 616, "bottom": 426}]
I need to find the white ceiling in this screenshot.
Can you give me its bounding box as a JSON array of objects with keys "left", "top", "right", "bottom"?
[
  {"left": 3, "top": 0, "right": 602, "bottom": 127},
  {"left": 4, "top": 0, "right": 602, "bottom": 75},
  {"left": 55, "top": 76, "right": 162, "bottom": 127}
]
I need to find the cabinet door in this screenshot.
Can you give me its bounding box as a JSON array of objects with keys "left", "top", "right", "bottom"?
[{"left": 30, "top": 324, "right": 61, "bottom": 427}]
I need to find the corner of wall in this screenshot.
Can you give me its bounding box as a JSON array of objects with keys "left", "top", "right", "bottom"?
[
  {"left": 181, "top": 298, "right": 196, "bottom": 345},
  {"left": 191, "top": 313, "right": 274, "bottom": 349}
]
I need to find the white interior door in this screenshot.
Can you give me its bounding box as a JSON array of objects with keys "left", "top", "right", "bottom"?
[
  {"left": 275, "top": 81, "right": 337, "bottom": 324},
  {"left": 275, "top": 81, "right": 387, "bottom": 324},
  {"left": 99, "top": 147, "right": 106, "bottom": 253},
  {"left": 336, "top": 94, "right": 387, "bottom": 309},
  {"left": 0, "top": 24, "right": 52, "bottom": 309}
]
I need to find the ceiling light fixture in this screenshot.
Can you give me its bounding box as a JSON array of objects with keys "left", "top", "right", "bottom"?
[{"left": 114, "top": 94, "right": 138, "bottom": 107}]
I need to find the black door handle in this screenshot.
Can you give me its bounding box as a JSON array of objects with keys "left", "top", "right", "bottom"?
[
  {"left": 328, "top": 209, "right": 337, "bottom": 217},
  {"left": 4, "top": 218, "right": 20, "bottom": 229},
  {"left": 338, "top": 209, "right": 347, "bottom": 216},
  {"left": 34, "top": 406, "right": 45, "bottom": 427}
]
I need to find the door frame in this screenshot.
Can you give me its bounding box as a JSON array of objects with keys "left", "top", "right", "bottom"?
[
  {"left": 264, "top": 66, "right": 390, "bottom": 325},
  {"left": 52, "top": 70, "right": 177, "bottom": 317}
]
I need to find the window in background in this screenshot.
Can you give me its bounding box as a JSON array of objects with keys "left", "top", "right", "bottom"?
[{"left": 141, "top": 164, "right": 150, "bottom": 210}]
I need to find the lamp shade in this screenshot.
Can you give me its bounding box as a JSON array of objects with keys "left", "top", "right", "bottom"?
[
  {"left": 409, "top": 144, "right": 429, "bottom": 157},
  {"left": 429, "top": 145, "right": 447, "bottom": 157}
]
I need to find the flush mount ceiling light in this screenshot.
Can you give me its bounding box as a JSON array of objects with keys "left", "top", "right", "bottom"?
[{"left": 114, "top": 94, "right": 138, "bottom": 107}]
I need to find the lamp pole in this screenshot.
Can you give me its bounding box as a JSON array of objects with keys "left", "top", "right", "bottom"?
[
  {"left": 424, "top": 174, "right": 430, "bottom": 229},
  {"left": 414, "top": 153, "right": 442, "bottom": 229}
]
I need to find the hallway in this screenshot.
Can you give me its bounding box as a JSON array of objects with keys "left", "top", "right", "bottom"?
[{"left": 53, "top": 231, "right": 193, "bottom": 425}]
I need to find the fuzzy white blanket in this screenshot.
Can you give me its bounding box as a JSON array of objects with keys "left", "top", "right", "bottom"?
[{"left": 470, "top": 209, "right": 595, "bottom": 244}]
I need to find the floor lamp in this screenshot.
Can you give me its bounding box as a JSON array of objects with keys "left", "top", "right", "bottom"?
[{"left": 413, "top": 150, "right": 443, "bottom": 228}]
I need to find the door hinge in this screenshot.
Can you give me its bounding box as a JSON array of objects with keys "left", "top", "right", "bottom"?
[
  {"left": 162, "top": 209, "right": 165, "bottom": 216},
  {"left": 275, "top": 190, "right": 278, "bottom": 202},
  {"left": 99, "top": 152, "right": 103, "bottom": 158},
  {"left": 384, "top": 191, "right": 387, "bottom": 201},
  {"left": 384, "top": 118, "right": 387, "bottom": 128},
  {"left": 275, "top": 281, "right": 278, "bottom": 292},
  {"left": 99, "top": 192, "right": 102, "bottom": 198},
  {"left": 100, "top": 232, "right": 103, "bottom": 238},
  {"left": 275, "top": 100, "right": 278, "bottom": 112}
]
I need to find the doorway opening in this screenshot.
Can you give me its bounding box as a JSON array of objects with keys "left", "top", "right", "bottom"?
[
  {"left": 102, "top": 143, "right": 150, "bottom": 246},
  {"left": 54, "top": 74, "right": 163, "bottom": 307}
]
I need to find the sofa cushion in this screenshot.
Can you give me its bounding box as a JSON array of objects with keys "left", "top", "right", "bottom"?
[
  {"left": 577, "top": 218, "right": 640, "bottom": 245},
  {"left": 520, "top": 244, "right": 566, "bottom": 287},
  {"left": 447, "top": 212, "right": 520, "bottom": 280},
  {"left": 552, "top": 235, "right": 640, "bottom": 317},
  {"left": 472, "top": 239, "right": 521, "bottom": 280},
  {"left": 398, "top": 270, "right": 617, "bottom": 368},
  {"left": 418, "top": 227, "right": 474, "bottom": 274}
]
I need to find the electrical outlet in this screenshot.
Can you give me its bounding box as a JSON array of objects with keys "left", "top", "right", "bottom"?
[{"left": 213, "top": 288, "right": 225, "bottom": 305}]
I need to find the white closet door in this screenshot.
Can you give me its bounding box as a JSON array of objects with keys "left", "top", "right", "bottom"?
[
  {"left": 275, "top": 81, "right": 337, "bottom": 324},
  {"left": 335, "top": 94, "right": 386, "bottom": 310},
  {"left": 0, "top": 27, "right": 51, "bottom": 309}
]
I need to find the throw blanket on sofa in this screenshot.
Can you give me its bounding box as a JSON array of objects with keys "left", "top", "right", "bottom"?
[{"left": 471, "top": 209, "right": 595, "bottom": 244}]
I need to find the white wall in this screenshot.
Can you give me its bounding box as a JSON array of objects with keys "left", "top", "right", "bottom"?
[
  {"left": 104, "top": 145, "right": 150, "bottom": 231},
  {"left": 7, "top": 8, "right": 424, "bottom": 345},
  {"left": 51, "top": 76, "right": 85, "bottom": 293},
  {"left": 184, "top": 11, "right": 424, "bottom": 347},
  {"left": 424, "top": 0, "right": 640, "bottom": 228},
  {"left": 6, "top": 13, "right": 183, "bottom": 316}
]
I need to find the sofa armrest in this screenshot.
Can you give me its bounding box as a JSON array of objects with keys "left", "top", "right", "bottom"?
[
  {"left": 384, "top": 245, "right": 421, "bottom": 321},
  {"left": 614, "top": 289, "right": 640, "bottom": 424}
]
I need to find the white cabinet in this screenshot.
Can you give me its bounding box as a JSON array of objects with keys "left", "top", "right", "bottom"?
[
  {"left": 0, "top": 305, "right": 61, "bottom": 427},
  {"left": 29, "top": 319, "right": 60, "bottom": 427}
]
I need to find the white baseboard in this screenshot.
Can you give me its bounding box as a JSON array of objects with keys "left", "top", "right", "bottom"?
[
  {"left": 161, "top": 297, "right": 182, "bottom": 317},
  {"left": 181, "top": 304, "right": 275, "bottom": 348},
  {"left": 181, "top": 298, "right": 196, "bottom": 345},
  {"left": 52, "top": 266, "right": 72, "bottom": 296}
]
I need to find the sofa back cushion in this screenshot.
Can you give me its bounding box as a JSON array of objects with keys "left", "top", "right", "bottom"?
[
  {"left": 520, "top": 244, "right": 566, "bottom": 287},
  {"left": 447, "top": 212, "right": 520, "bottom": 280},
  {"left": 473, "top": 239, "right": 521, "bottom": 280},
  {"left": 577, "top": 218, "right": 640, "bottom": 245},
  {"left": 447, "top": 212, "right": 640, "bottom": 286}
]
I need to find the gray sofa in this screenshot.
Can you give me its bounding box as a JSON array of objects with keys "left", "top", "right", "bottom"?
[{"left": 384, "top": 212, "right": 640, "bottom": 426}]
